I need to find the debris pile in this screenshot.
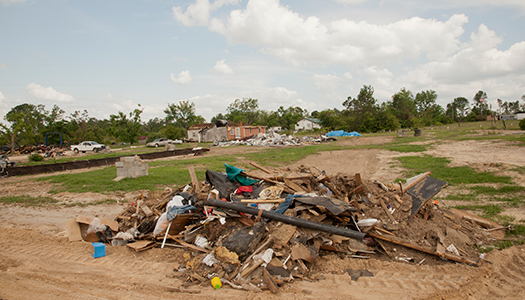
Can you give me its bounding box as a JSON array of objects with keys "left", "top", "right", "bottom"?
[
  {"left": 212, "top": 132, "right": 337, "bottom": 147},
  {"left": 69, "top": 163, "right": 505, "bottom": 293}
]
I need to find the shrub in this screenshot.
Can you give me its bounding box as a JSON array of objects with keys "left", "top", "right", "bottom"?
[
  {"left": 28, "top": 153, "right": 44, "bottom": 162},
  {"left": 520, "top": 119, "right": 525, "bottom": 130}
]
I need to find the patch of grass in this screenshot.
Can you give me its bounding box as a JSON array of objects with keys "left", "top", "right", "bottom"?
[
  {"left": 511, "top": 166, "right": 525, "bottom": 175},
  {"left": 494, "top": 240, "right": 525, "bottom": 250},
  {"left": 452, "top": 204, "right": 503, "bottom": 219},
  {"left": 508, "top": 224, "right": 525, "bottom": 236},
  {"left": 385, "top": 144, "right": 426, "bottom": 152},
  {"left": 438, "top": 193, "right": 477, "bottom": 201},
  {"left": 64, "top": 199, "right": 117, "bottom": 207},
  {"left": 397, "top": 155, "right": 512, "bottom": 185},
  {"left": 35, "top": 153, "right": 242, "bottom": 193},
  {"left": 245, "top": 144, "right": 347, "bottom": 167},
  {"left": 0, "top": 195, "right": 58, "bottom": 206}
]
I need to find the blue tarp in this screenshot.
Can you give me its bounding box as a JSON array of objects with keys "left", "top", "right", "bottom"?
[{"left": 326, "top": 130, "right": 361, "bottom": 137}]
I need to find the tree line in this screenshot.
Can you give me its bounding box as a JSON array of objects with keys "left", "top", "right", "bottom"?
[{"left": 1, "top": 86, "right": 524, "bottom": 149}]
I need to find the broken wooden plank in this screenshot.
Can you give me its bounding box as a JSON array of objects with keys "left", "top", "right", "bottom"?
[
  {"left": 406, "top": 176, "right": 447, "bottom": 222},
  {"left": 291, "top": 243, "right": 315, "bottom": 262},
  {"left": 141, "top": 204, "right": 153, "bottom": 217},
  {"left": 379, "top": 198, "right": 397, "bottom": 223},
  {"left": 242, "top": 172, "right": 295, "bottom": 194},
  {"left": 249, "top": 161, "right": 273, "bottom": 174},
  {"left": 127, "top": 240, "right": 156, "bottom": 252},
  {"left": 368, "top": 231, "right": 478, "bottom": 265},
  {"left": 263, "top": 267, "right": 279, "bottom": 294},
  {"left": 401, "top": 171, "right": 431, "bottom": 194},
  {"left": 284, "top": 178, "right": 305, "bottom": 193},
  {"left": 188, "top": 167, "right": 200, "bottom": 193},
  {"left": 174, "top": 238, "right": 209, "bottom": 253}
]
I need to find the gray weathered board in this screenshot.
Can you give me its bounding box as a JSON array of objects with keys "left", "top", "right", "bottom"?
[{"left": 406, "top": 176, "right": 448, "bottom": 222}]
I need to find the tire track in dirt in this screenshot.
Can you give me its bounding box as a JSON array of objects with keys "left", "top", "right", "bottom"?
[{"left": 0, "top": 242, "right": 177, "bottom": 275}]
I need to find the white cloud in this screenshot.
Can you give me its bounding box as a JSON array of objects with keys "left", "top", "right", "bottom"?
[
  {"left": 344, "top": 72, "right": 353, "bottom": 80},
  {"left": 213, "top": 59, "right": 234, "bottom": 75},
  {"left": 313, "top": 74, "right": 342, "bottom": 91},
  {"left": 170, "top": 70, "right": 193, "bottom": 85},
  {"left": 178, "top": 0, "right": 468, "bottom": 66},
  {"left": 399, "top": 24, "right": 525, "bottom": 86},
  {"left": 0, "top": 91, "right": 4, "bottom": 102},
  {"left": 172, "top": 0, "right": 241, "bottom": 27},
  {"left": 26, "top": 83, "right": 74, "bottom": 103}
]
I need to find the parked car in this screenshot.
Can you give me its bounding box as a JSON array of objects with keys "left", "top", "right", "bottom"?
[
  {"left": 70, "top": 141, "right": 106, "bottom": 153},
  {"left": 146, "top": 138, "right": 182, "bottom": 147}
]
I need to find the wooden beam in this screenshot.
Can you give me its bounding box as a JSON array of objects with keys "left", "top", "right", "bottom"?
[
  {"left": 284, "top": 178, "right": 305, "bottom": 193},
  {"left": 188, "top": 167, "right": 200, "bottom": 192},
  {"left": 249, "top": 161, "right": 272, "bottom": 174},
  {"left": 368, "top": 231, "right": 478, "bottom": 265},
  {"left": 379, "top": 198, "right": 396, "bottom": 223}
]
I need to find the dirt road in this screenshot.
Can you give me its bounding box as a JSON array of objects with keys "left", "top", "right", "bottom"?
[{"left": 1, "top": 135, "right": 525, "bottom": 299}]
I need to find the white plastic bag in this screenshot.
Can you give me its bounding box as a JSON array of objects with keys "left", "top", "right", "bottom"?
[
  {"left": 86, "top": 217, "right": 107, "bottom": 235},
  {"left": 153, "top": 212, "right": 170, "bottom": 237}
]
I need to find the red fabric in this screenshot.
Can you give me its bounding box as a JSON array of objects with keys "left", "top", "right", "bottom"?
[{"left": 235, "top": 186, "right": 253, "bottom": 194}]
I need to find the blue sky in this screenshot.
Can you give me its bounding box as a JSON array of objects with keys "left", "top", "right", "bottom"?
[{"left": 1, "top": 0, "right": 524, "bottom": 123}]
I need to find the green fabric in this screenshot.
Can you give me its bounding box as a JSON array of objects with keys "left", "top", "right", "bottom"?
[{"left": 224, "top": 164, "right": 258, "bottom": 185}]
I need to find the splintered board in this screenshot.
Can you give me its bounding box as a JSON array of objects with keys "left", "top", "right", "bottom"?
[{"left": 406, "top": 176, "right": 448, "bottom": 222}]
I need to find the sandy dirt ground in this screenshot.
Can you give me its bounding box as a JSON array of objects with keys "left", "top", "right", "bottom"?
[{"left": 1, "top": 135, "right": 525, "bottom": 299}]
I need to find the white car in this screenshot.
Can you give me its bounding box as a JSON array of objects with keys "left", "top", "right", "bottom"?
[
  {"left": 70, "top": 141, "right": 106, "bottom": 153},
  {"left": 146, "top": 138, "right": 182, "bottom": 147}
]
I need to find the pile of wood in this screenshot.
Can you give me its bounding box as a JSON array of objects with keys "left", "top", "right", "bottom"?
[{"left": 110, "top": 163, "right": 504, "bottom": 293}]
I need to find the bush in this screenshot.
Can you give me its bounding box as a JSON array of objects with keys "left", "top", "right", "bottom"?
[
  {"left": 28, "top": 153, "right": 44, "bottom": 162},
  {"left": 520, "top": 119, "right": 525, "bottom": 130}
]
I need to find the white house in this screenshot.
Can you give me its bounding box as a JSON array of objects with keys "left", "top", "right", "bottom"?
[
  {"left": 295, "top": 118, "right": 322, "bottom": 131},
  {"left": 516, "top": 111, "right": 525, "bottom": 120}
]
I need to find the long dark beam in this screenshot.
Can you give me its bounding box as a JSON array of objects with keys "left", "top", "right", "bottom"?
[
  {"left": 5, "top": 148, "right": 210, "bottom": 177},
  {"left": 207, "top": 198, "right": 365, "bottom": 241}
]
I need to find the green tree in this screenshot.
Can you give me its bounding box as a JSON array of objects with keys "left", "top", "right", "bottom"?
[
  {"left": 108, "top": 105, "right": 144, "bottom": 145},
  {"left": 390, "top": 88, "right": 416, "bottom": 128},
  {"left": 317, "top": 109, "right": 345, "bottom": 131},
  {"left": 343, "top": 85, "right": 379, "bottom": 131},
  {"left": 164, "top": 100, "right": 205, "bottom": 130},
  {"left": 225, "top": 98, "right": 260, "bottom": 125},
  {"left": 3, "top": 103, "right": 47, "bottom": 149},
  {"left": 378, "top": 104, "right": 401, "bottom": 131},
  {"left": 276, "top": 106, "right": 306, "bottom": 130}
]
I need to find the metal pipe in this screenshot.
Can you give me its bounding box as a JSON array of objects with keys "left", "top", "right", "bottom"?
[{"left": 207, "top": 199, "right": 365, "bottom": 240}]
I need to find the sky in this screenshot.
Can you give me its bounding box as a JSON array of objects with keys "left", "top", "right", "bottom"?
[{"left": 1, "top": 0, "right": 524, "bottom": 123}]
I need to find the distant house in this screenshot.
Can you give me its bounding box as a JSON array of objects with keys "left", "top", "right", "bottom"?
[
  {"left": 295, "top": 118, "right": 322, "bottom": 131},
  {"left": 187, "top": 120, "right": 265, "bottom": 142},
  {"left": 516, "top": 111, "right": 525, "bottom": 120},
  {"left": 226, "top": 121, "right": 266, "bottom": 140},
  {"left": 187, "top": 122, "right": 229, "bottom": 143},
  {"left": 138, "top": 136, "right": 148, "bottom": 145}
]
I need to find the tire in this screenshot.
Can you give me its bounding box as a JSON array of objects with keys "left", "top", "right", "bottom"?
[
  {"left": 155, "top": 144, "right": 159, "bottom": 147},
  {"left": 73, "top": 148, "right": 79, "bottom": 154},
  {"left": 94, "top": 148, "right": 99, "bottom": 153}
]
